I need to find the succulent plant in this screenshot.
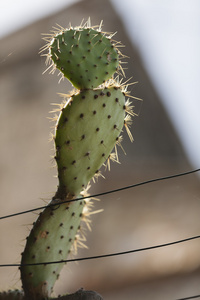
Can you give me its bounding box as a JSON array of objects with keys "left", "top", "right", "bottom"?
[{"left": 1, "top": 19, "right": 135, "bottom": 300}]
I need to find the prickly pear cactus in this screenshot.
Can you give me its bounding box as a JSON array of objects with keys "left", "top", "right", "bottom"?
[{"left": 19, "top": 19, "right": 135, "bottom": 300}]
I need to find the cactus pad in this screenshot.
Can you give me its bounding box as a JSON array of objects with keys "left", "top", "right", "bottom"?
[
  {"left": 49, "top": 28, "right": 119, "bottom": 89},
  {"left": 21, "top": 198, "right": 86, "bottom": 299},
  {"left": 54, "top": 85, "right": 126, "bottom": 199}
]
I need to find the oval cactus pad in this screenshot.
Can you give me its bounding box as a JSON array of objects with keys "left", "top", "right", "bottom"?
[
  {"left": 55, "top": 86, "right": 126, "bottom": 198},
  {"left": 21, "top": 199, "right": 85, "bottom": 299},
  {"left": 50, "top": 28, "right": 119, "bottom": 89}
]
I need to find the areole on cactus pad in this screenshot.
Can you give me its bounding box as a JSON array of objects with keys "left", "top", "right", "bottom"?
[{"left": 18, "top": 19, "right": 136, "bottom": 300}]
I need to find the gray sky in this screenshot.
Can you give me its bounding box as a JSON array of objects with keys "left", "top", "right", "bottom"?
[
  {"left": 1, "top": 0, "right": 200, "bottom": 168},
  {"left": 112, "top": 0, "right": 200, "bottom": 168}
]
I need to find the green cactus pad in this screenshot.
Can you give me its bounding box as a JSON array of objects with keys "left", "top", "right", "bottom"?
[
  {"left": 21, "top": 198, "right": 85, "bottom": 300},
  {"left": 50, "top": 28, "right": 119, "bottom": 89},
  {"left": 54, "top": 86, "right": 126, "bottom": 199}
]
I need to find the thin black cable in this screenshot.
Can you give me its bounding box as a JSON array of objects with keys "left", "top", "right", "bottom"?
[
  {"left": 0, "top": 234, "right": 199, "bottom": 268},
  {"left": 176, "top": 295, "right": 200, "bottom": 300},
  {"left": 0, "top": 168, "right": 199, "bottom": 221}
]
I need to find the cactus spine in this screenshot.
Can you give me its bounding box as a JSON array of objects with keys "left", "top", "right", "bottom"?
[{"left": 1, "top": 19, "right": 135, "bottom": 300}]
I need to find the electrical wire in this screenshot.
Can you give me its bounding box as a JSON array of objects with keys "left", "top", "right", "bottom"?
[
  {"left": 176, "top": 295, "right": 200, "bottom": 300},
  {"left": 0, "top": 234, "right": 199, "bottom": 268},
  {"left": 0, "top": 168, "right": 199, "bottom": 221}
]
